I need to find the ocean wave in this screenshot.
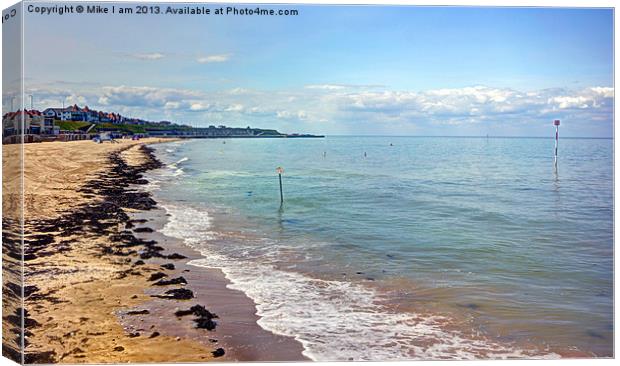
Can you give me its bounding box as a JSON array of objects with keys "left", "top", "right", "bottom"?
[
  {"left": 166, "top": 156, "right": 189, "bottom": 168},
  {"left": 159, "top": 203, "right": 559, "bottom": 361},
  {"left": 157, "top": 156, "right": 189, "bottom": 177},
  {"left": 175, "top": 156, "right": 189, "bottom": 165},
  {"left": 151, "top": 167, "right": 184, "bottom": 178},
  {"left": 136, "top": 180, "right": 161, "bottom": 192},
  {"left": 160, "top": 203, "right": 215, "bottom": 241}
]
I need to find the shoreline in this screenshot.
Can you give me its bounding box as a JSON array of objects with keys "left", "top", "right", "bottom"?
[
  {"left": 7, "top": 139, "right": 306, "bottom": 362},
  {"left": 122, "top": 206, "right": 308, "bottom": 361}
]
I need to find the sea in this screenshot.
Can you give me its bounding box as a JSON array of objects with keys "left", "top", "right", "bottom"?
[{"left": 145, "top": 136, "right": 613, "bottom": 361}]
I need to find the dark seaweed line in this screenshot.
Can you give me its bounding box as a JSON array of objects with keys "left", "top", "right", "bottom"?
[{"left": 2, "top": 144, "right": 221, "bottom": 363}]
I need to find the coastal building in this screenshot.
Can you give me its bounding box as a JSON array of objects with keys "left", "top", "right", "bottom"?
[
  {"left": 2, "top": 109, "right": 58, "bottom": 135},
  {"left": 43, "top": 105, "right": 114, "bottom": 123},
  {"left": 43, "top": 108, "right": 71, "bottom": 121},
  {"left": 41, "top": 105, "right": 165, "bottom": 126},
  {"left": 82, "top": 106, "right": 100, "bottom": 122},
  {"left": 107, "top": 112, "right": 123, "bottom": 123},
  {"left": 3, "top": 105, "right": 292, "bottom": 140},
  {"left": 124, "top": 117, "right": 148, "bottom": 125},
  {"left": 98, "top": 111, "right": 111, "bottom": 122},
  {"left": 68, "top": 104, "right": 86, "bottom": 121}
]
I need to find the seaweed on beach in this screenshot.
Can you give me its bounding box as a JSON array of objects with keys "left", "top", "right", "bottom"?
[
  {"left": 175, "top": 305, "right": 218, "bottom": 331},
  {"left": 16, "top": 145, "right": 205, "bottom": 361},
  {"left": 148, "top": 272, "right": 168, "bottom": 281},
  {"left": 152, "top": 276, "right": 187, "bottom": 286},
  {"left": 152, "top": 288, "right": 194, "bottom": 300},
  {"left": 8, "top": 144, "right": 231, "bottom": 361},
  {"left": 19, "top": 146, "right": 164, "bottom": 265}
]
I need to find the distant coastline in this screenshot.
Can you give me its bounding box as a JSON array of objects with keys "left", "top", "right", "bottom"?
[{"left": 1, "top": 104, "right": 323, "bottom": 144}]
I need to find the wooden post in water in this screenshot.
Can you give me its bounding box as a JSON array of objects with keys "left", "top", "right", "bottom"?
[
  {"left": 554, "top": 119, "right": 560, "bottom": 165},
  {"left": 276, "top": 167, "right": 284, "bottom": 204}
]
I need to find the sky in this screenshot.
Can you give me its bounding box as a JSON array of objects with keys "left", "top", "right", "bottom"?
[{"left": 5, "top": 3, "right": 615, "bottom": 136}]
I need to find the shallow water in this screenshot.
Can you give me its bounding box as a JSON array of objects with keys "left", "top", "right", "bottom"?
[{"left": 147, "top": 136, "right": 613, "bottom": 360}]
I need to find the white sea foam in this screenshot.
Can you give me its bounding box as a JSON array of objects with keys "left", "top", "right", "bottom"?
[
  {"left": 160, "top": 203, "right": 215, "bottom": 241},
  {"left": 175, "top": 156, "right": 189, "bottom": 164},
  {"left": 138, "top": 180, "right": 161, "bottom": 192},
  {"left": 160, "top": 203, "right": 559, "bottom": 361},
  {"left": 162, "top": 156, "right": 189, "bottom": 177},
  {"left": 141, "top": 168, "right": 181, "bottom": 191}
]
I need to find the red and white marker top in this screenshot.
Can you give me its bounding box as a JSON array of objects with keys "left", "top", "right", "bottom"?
[{"left": 554, "top": 120, "right": 561, "bottom": 126}]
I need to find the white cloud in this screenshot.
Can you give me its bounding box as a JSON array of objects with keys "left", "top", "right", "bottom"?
[
  {"left": 130, "top": 52, "right": 165, "bottom": 60},
  {"left": 549, "top": 96, "right": 590, "bottom": 109},
  {"left": 22, "top": 82, "right": 614, "bottom": 136},
  {"left": 98, "top": 85, "right": 203, "bottom": 108},
  {"left": 547, "top": 87, "right": 614, "bottom": 110},
  {"left": 276, "top": 110, "right": 291, "bottom": 119},
  {"left": 305, "top": 84, "right": 385, "bottom": 91},
  {"left": 196, "top": 54, "right": 231, "bottom": 63},
  {"left": 164, "top": 101, "right": 181, "bottom": 110},
  {"left": 305, "top": 84, "right": 347, "bottom": 91},
  {"left": 189, "top": 102, "right": 211, "bottom": 111},
  {"left": 590, "top": 87, "right": 614, "bottom": 98},
  {"left": 227, "top": 88, "right": 251, "bottom": 95},
  {"left": 225, "top": 104, "right": 244, "bottom": 112}
]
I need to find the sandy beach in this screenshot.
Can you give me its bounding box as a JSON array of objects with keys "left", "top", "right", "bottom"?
[{"left": 2, "top": 139, "right": 306, "bottom": 363}]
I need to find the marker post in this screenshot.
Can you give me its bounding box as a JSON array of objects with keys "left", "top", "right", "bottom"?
[
  {"left": 554, "top": 119, "right": 560, "bottom": 165},
  {"left": 276, "top": 167, "right": 284, "bottom": 204}
]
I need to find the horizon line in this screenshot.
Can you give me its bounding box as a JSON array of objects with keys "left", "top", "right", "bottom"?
[{"left": 320, "top": 135, "right": 613, "bottom": 139}]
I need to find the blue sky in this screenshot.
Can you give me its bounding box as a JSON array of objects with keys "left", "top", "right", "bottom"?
[{"left": 12, "top": 3, "right": 615, "bottom": 136}]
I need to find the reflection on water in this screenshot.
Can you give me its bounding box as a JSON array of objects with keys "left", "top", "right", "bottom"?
[{"left": 277, "top": 204, "right": 285, "bottom": 232}]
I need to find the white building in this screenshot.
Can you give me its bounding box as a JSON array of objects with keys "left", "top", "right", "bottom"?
[{"left": 43, "top": 107, "right": 71, "bottom": 121}]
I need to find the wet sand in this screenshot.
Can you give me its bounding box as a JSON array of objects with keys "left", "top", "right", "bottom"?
[
  {"left": 122, "top": 208, "right": 308, "bottom": 361},
  {"left": 2, "top": 139, "right": 306, "bottom": 363}
]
